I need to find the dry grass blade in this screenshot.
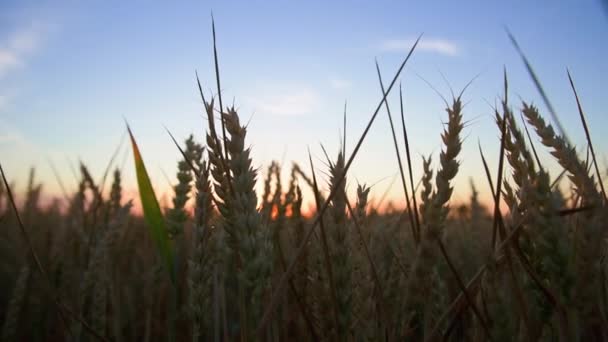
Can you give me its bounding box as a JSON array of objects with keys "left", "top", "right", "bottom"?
[
  {"left": 399, "top": 83, "right": 421, "bottom": 243},
  {"left": 0, "top": 164, "right": 108, "bottom": 342},
  {"left": 165, "top": 127, "right": 199, "bottom": 175},
  {"left": 491, "top": 107, "right": 508, "bottom": 249},
  {"left": 550, "top": 168, "right": 567, "bottom": 189},
  {"left": 256, "top": 35, "right": 422, "bottom": 334},
  {"left": 211, "top": 14, "right": 229, "bottom": 161},
  {"left": 567, "top": 69, "right": 607, "bottom": 203},
  {"left": 478, "top": 143, "right": 496, "bottom": 198},
  {"left": 506, "top": 29, "right": 570, "bottom": 144},
  {"left": 376, "top": 60, "right": 418, "bottom": 245},
  {"left": 490, "top": 70, "right": 509, "bottom": 250},
  {"left": 196, "top": 70, "right": 214, "bottom": 140}
]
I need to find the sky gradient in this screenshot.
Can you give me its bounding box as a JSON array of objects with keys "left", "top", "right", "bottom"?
[{"left": 1, "top": 0, "right": 607, "bottom": 211}]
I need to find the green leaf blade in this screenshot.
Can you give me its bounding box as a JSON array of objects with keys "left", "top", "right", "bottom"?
[{"left": 127, "top": 125, "right": 176, "bottom": 284}]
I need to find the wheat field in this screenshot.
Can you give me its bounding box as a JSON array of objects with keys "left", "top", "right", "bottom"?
[{"left": 0, "top": 32, "right": 607, "bottom": 342}]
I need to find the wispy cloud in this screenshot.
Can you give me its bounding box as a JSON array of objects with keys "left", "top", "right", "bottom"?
[
  {"left": 246, "top": 86, "right": 321, "bottom": 116},
  {"left": 0, "top": 21, "right": 47, "bottom": 78},
  {"left": 381, "top": 38, "right": 460, "bottom": 56},
  {"left": 329, "top": 78, "right": 352, "bottom": 90}
]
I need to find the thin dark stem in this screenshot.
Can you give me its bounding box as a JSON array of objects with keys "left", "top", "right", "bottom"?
[
  {"left": 567, "top": 69, "right": 607, "bottom": 203},
  {"left": 399, "top": 83, "right": 422, "bottom": 242},
  {"left": 375, "top": 60, "right": 418, "bottom": 245}
]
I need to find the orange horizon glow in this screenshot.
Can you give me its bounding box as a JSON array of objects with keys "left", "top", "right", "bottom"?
[{"left": 27, "top": 183, "right": 508, "bottom": 221}]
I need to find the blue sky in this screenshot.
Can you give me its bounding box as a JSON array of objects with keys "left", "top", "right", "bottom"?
[{"left": 1, "top": 0, "right": 607, "bottom": 210}]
